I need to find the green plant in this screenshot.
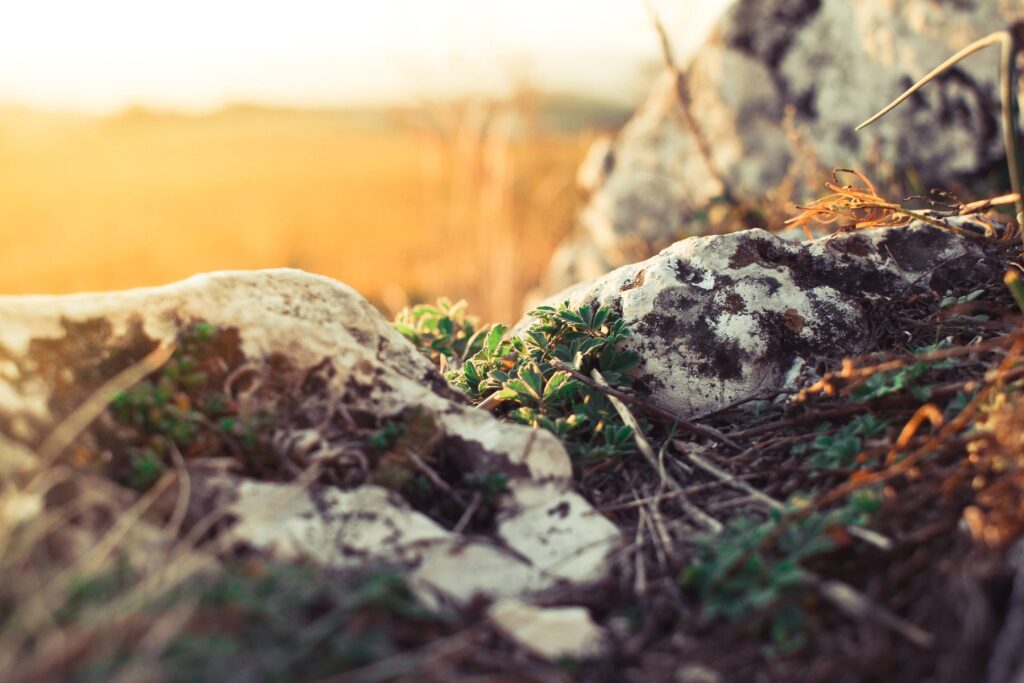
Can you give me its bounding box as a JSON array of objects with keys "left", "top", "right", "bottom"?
[
  {"left": 368, "top": 422, "right": 404, "bottom": 452},
  {"left": 682, "top": 491, "right": 881, "bottom": 651},
  {"left": 463, "top": 472, "right": 509, "bottom": 502},
  {"left": 447, "top": 301, "right": 642, "bottom": 461},
  {"left": 106, "top": 322, "right": 276, "bottom": 489},
  {"left": 791, "top": 414, "right": 891, "bottom": 469},
  {"left": 393, "top": 298, "right": 487, "bottom": 365},
  {"left": 852, "top": 343, "right": 957, "bottom": 402},
  {"left": 125, "top": 447, "right": 167, "bottom": 490},
  {"left": 940, "top": 288, "right": 985, "bottom": 309},
  {"left": 60, "top": 562, "right": 454, "bottom": 683}
]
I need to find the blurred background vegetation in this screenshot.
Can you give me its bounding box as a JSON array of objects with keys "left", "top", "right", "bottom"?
[
  {"left": 0, "top": 96, "right": 621, "bottom": 322},
  {"left": 0, "top": 1, "right": 730, "bottom": 323}
]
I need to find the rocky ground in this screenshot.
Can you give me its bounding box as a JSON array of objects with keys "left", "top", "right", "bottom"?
[
  {"left": 4, "top": 0, "right": 1024, "bottom": 681},
  {"left": 2, "top": 215, "right": 1023, "bottom": 682}
]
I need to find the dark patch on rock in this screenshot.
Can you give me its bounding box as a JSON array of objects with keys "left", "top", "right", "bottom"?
[
  {"left": 723, "top": 292, "right": 747, "bottom": 314},
  {"left": 631, "top": 373, "right": 663, "bottom": 398},
  {"left": 620, "top": 269, "right": 646, "bottom": 292},
  {"left": 828, "top": 234, "right": 875, "bottom": 258},
  {"left": 728, "top": 235, "right": 786, "bottom": 270},
  {"left": 877, "top": 225, "right": 960, "bottom": 274},
  {"left": 782, "top": 308, "right": 805, "bottom": 334},
  {"left": 349, "top": 327, "right": 374, "bottom": 347},
  {"left": 689, "top": 319, "right": 746, "bottom": 382},
  {"left": 731, "top": 233, "right": 904, "bottom": 297},
  {"left": 726, "top": 0, "right": 823, "bottom": 69},
  {"left": 0, "top": 316, "right": 159, "bottom": 446},
  {"left": 300, "top": 358, "right": 336, "bottom": 394},
  {"left": 548, "top": 501, "right": 571, "bottom": 519},
  {"left": 441, "top": 433, "right": 531, "bottom": 481},
  {"left": 424, "top": 369, "right": 469, "bottom": 404},
  {"left": 641, "top": 303, "right": 746, "bottom": 383},
  {"left": 792, "top": 86, "right": 817, "bottom": 119},
  {"left": 642, "top": 287, "right": 700, "bottom": 321},
  {"left": 751, "top": 275, "right": 783, "bottom": 296},
  {"left": 344, "top": 375, "right": 376, "bottom": 401},
  {"left": 837, "top": 126, "right": 861, "bottom": 153},
  {"left": 309, "top": 485, "right": 338, "bottom": 520},
  {"left": 674, "top": 259, "right": 711, "bottom": 286}
]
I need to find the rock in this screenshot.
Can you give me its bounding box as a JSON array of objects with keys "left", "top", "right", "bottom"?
[
  {"left": 0, "top": 269, "right": 619, "bottom": 606},
  {"left": 521, "top": 223, "right": 998, "bottom": 416},
  {"left": 576, "top": 133, "right": 615, "bottom": 197},
  {"left": 522, "top": 232, "right": 613, "bottom": 313},
  {"left": 411, "top": 540, "right": 543, "bottom": 608},
  {"left": 540, "top": 0, "right": 1023, "bottom": 293},
  {"left": 675, "top": 664, "right": 723, "bottom": 683},
  {"left": 195, "top": 475, "right": 452, "bottom": 569},
  {"left": 497, "top": 483, "right": 618, "bottom": 586},
  {"left": 488, "top": 598, "right": 607, "bottom": 661}
]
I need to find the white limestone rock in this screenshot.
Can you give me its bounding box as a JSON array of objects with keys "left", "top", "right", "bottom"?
[
  {"left": 497, "top": 482, "right": 618, "bottom": 588},
  {"left": 199, "top": 477, "right": 451, "bottom": 568},
  {"left": 488, "top": 599, "right": 607, "bottom": 661},
  {"left": 0, "top": 269, "right": 619, "bottom": 606},
  {"left": 523, "top": 223, "right": 996, "bottom": 416},
  {"left": 411, "top": 540, "right": 543, "bottom": 609},
  {"left": 541, "top": 0, "right": 1023, "bottom": 292},
  {"left": 410, "top": 482, "right": 618, "bottom": 609}
]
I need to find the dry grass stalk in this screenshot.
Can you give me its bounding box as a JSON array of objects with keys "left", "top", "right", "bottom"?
[
  {"left": 784, "top": 168, "right": 990, "bottom": 240},
  {"left": 35, "top": 342, "right": 176, "bottom": 468},
  {"left": 591, "top": 368, "right": 722, "bottom": 534},
  {"left": 856, "top": 27, "right": 1023, "bottom": 232}
]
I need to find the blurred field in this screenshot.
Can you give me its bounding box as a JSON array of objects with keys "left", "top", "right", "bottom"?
[{"left": 0, "top": 99, "right": 624, "bottom": 322}]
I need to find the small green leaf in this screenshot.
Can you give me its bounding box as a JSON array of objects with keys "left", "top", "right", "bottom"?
[{"left": 542, "top": 371, "right": 574, "bottom": 401}]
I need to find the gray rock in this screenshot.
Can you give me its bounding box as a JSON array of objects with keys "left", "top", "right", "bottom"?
[
  {"left": 0, "top": 269, "right": 619, "bottom": 606},
  {"left": 541, "top": 0, "right": 1022, "bottom": 294},
  {"left": 522, "top": 223, "right": 996, "bottom": 416}
]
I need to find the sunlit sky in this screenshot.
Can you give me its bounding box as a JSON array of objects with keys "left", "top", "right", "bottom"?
[{"left": 0, "top": 1, "right": 732, "bottom": 113}]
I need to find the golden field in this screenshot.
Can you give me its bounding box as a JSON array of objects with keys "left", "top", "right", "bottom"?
[{"left": 0, "top": 102, "right": 616, "bottom": 322}]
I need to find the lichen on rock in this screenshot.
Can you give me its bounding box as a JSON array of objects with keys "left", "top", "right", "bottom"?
[
  {"left": 539, "top": 0, "right": 1023, "bottom": 294},
  {"left": 521, "top": 222, "right": 1001, "bottom": 416},
  {"left": 0, "top": 269, "right": 619, "bottom": 607}
]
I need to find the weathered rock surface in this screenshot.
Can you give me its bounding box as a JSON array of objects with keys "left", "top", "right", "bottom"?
[
  {"left": 522, "top": 222, "right": 998, "bottom": 416},
  {"left": 488, "top": 599, "right": 607, "bottom": 661},
  {"left": 0, "top": 269, "right": 619, "bottom": 606},
  {"left": 541, "top": 0, "right": 1023, "bottom": 293}
]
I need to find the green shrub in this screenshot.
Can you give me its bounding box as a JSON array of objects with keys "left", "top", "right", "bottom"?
[
  {"left": 447, "top": 301, "right": 642, "bottom": 461},
  {"left": 791, "top": 414, "right": 891, "bottom": 469},
  {"left": 393, "top": 298, "right": 486, "bottom": 365},
  {"left": 682, "top": 491, "right": 882, "bottom": 652}
]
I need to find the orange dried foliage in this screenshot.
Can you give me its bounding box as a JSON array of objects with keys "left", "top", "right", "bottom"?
[
  {"left": 785, "top": 169, "right": 911, "bottom": 240},
  {"left": 963, "top": 395, "right": 1024, "bottom": 549}
]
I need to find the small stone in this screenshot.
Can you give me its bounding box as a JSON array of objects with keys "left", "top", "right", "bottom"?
[
  {"left": 411, "top": 541, "right": 541, "bottom": 609},
  {"left": 488, "top": 599, "right": 607, "bottom": 661},
  {"left": 675, "top": 663, "right": 722, "bottom": 683}
]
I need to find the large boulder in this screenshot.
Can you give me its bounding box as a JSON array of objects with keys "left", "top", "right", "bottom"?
[
  {"left": 521, "top": 222, "right": 1000, "bottom": 416},
  {"left": 0, "top": 269, "right": 618, "bottom": 607},
  {"left": 541, "top": 0, "right": 1023, "bottom": 293}
]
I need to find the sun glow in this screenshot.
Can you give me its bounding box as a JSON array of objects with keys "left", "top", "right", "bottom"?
[{"left": 0, "top": 0, "right": 731, "bottom": 112}]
